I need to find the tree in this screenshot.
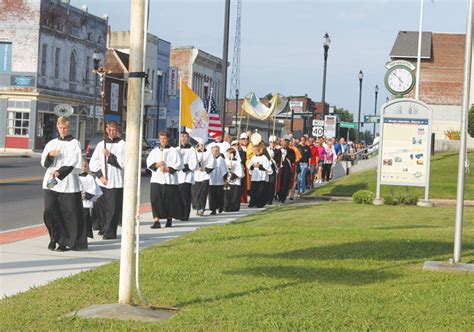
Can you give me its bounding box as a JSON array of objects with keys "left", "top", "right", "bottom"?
[
  {"left": 333, "top": 106, "right": 357, "bottom": 141},
  {"left": 469, "top": 105, "right": 474, "bottom": 137},
  {"left": 264, "top": 93, "right": 273, "bottom": 100}
]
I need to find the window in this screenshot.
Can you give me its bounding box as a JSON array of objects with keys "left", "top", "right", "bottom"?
[
  {"left": 7, "top": 111, "right": 29, "bottom": 136},
  {"left": 41, "top": 44, "right": 47, "bottom": 76},
  {"left": 54, "top": 48, "right": 61, "bottom": 79},
  {"left": 69, "top": 50, "right": 77, "bottom": 82},
  {"left": 85, "top": 56, "right": 91, "bottom": 83},
  {"left": 0, "top": 41, "right": 12, "bottom": 72}
]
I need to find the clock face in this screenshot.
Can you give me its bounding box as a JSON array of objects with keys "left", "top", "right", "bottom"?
[{"left": 386, "top": 66, "right": 415, "bottom": 95}]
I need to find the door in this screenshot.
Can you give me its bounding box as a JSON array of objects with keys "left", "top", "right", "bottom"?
[{"left": 78, "top": 120, "right": 86, "bottom": 149}]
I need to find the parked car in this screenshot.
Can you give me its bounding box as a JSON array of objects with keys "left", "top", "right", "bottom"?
[
  {"left": 84, "top": 133, "right": 152, "bottom": 172},
  {"left": 147, "top": 138, "right": 160, "bottom": 149}
]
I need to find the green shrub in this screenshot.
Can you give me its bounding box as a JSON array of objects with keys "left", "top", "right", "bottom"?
[
  {"left": 383, "top": 195, "right": 398, "bottom": 205},
  {"left": 397, "top": 193, "right": 419, "bottom": 206},
  {"left": 352, "top": 190, "right": 375, "bottom": 204}
]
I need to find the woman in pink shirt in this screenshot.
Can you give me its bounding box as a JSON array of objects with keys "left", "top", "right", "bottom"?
[{"left": 316, "top": 140, "right": 326, "bottom": 183}]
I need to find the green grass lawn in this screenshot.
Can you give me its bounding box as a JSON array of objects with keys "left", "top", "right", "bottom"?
[
  {"left": 1, "top": 203, "right": 473, "bottom": 330},
  {"left": 312, "top": 151, "right": 474, "bottom": 200}
]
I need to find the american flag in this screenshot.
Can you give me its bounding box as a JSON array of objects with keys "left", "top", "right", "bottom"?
[{"left": 204, "top": 95, "right": 222, "bottom": 138}]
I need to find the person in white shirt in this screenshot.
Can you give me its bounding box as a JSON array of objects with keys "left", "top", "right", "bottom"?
[
  {"left": 147, "top": 130, "right": 183, "bottom": 229},
  {"left": 177, "top": 132, "right": 198, "bottom": 221},
  {"left": 79, "top": 159, "right": 102, "bottom": 239},
  {"left": 208, "top": 145, "right": 228, "bottom": 215},
  {"left": 89, "top": 121, "right": 125, "bottom": 240},
  {"left": 191, "top": 143, "right": 214, "bottom": 216},
  {"left": 41, "top": 116, "right": 86, "bottom": 251},
  {"left": 248, "top": 144, "right": 273, "bottom": 208},
  {"left": 223, "top": 147, "right": 244, "bottom": 212}
]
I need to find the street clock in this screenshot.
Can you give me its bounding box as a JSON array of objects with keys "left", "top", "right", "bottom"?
[{"left": 384, "top": 60, "right": 416, "bottom": 97}]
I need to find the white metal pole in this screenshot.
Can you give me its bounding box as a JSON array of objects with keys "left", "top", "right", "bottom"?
[
  {"left": 415, "top": 0, "right": 425, "bottom": 100},
  {"left": 119, "top": 0, "right": 145, "bottom": 304},
  {"left": 453, "top": 0, "right": 473, "bottom": 263},
  {"left": 178, "top": 76, "right": 182, "bottom": 145}
]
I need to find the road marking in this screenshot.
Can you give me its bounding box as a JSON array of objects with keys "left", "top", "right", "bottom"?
[{"left": 0, "top": 176, "right": 43, "bottom": 184}]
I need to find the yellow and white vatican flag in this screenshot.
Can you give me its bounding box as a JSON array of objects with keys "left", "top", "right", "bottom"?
[
  {"left": 180, "top": 82, "right": 209, "bottom": 144},
  {"left": 242, "top": 92, "right": 289, "bottom": 120}
]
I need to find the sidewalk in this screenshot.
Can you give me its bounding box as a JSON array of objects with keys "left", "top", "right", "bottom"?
[
  {"left": 0, "top": 206, "right": 263, "bottom": 299},
  {"left": 0, "top": 148, "right": 37, "bottom": 158}
]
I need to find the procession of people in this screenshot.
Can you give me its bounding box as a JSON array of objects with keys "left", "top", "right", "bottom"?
[{"left": 41, "top": 116, "right": 349, "bottom": 252}]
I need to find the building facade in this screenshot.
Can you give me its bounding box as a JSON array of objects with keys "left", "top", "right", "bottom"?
[
  {"left": 109, "top": 31, "right": 175, "bottom": 140},
  {"left": 389, "top": 31, "right": 473, "bottom": 147},
  {"left": 0, "top": 0, "right": 108, "bottom": 150}
]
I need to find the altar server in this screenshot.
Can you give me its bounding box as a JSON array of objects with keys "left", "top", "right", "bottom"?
[
  {"left": 208, "top": 145, "right": 228, "bottom": 215},
  {"left": 89, "top": 121, "right": 125, "bottom": 240},
  {"left": 177, "top": 132, "right": 198, "bottom": 221},
  {"left": 223, "top": 147, "right": 244, "bottom": 212},
  {"left": 79, "top": 159, "right": 102, "bottom": 239},
  {"left": 147, "top": 130, "right": 183, "bottom": 229},
  {"left": 41, "top": 116, "right": 86, "bottom": 251},
  {"left": 248, "top": 144, "right": 273, "bottom": 208},
  {"left": 191, "top": 143, "right": 214, "bottom": 216}
]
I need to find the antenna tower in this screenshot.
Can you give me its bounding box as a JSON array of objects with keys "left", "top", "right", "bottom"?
[{"left": 229, "top": 0, "right": 242, "bottom": 99}]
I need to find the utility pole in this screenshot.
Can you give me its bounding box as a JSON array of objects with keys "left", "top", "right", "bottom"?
[
  {"left": 220, "top": 0, "right": 231, "bottom": 132},
  {"left": 118, "top": 0, "right": 146, "bottom": 304}
]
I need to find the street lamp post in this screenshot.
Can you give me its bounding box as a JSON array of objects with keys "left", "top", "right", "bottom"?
[
  {"left": 357, "top": 70, "right": 364, "bottom": 142},
  {"left": 373, "top": 84, "right": 379, "bottom": 138},
  {"left": 321, "top": 33, "right": 330, "bottom": 118},
  {"left": 290, "top": 106, "right": 295, "bottom": 133},
  {"left": 235, "top": 88, "right": 239, "bottom": 134},
  {"left": 92, "top": 51, "right": 101, "bottom": 137}
]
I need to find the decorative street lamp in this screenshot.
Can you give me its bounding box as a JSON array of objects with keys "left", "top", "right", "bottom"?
[
  {"left": 357, "top": 70, "right": 364, "bottom": 142},
  {"left": 321, "top": 32, "right": 331, "bottom": 118},
  {"left": 373, "top": 84, "right": 379, "bottom": 137}
]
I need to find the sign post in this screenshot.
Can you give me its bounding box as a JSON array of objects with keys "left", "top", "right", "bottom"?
[{"left": 374, "top": 98, "right": 433, "bottom": 207}]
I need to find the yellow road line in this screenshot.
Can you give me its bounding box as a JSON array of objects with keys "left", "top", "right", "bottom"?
[{"left": 0, "top": 176, "right": 43, "bottom": 184}]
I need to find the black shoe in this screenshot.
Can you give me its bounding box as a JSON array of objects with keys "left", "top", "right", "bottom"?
[
  {"left": 150, "top": 221, "right": 161, "bottom": 229},
  {"left": 98, "top": 230, "right": 104, "bottom": 236},
  {"left": 165, "top": 219, "right": 172, "bottom": 228},
  {"left": 210, "top": 210, "right": 217, "bottom": 215},
  {"left": 48, "top": 241, "right": 56, "bottom": 251},
  {"left": 56, "top": 245, "right": 69, "bottom": 252},
  {"left": 102, "top": 235, "right": 116, "bottom": 240},
  {"left": 218, "top": 208, "right": 223, "bottom": 214}
]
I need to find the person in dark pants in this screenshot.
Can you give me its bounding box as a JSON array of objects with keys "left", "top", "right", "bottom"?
[
  {"left": 266, "top": 135, "right": 281, "bottom": 205},
  {"left": 192, "top": 143, "right": 214, "bottom": 216},
  {"left": 41, "top": 116, "right": 87, "bottom": 251},
  {"left": 208, "top": 145, "right": 228, "bottom": 215},
  {"left": 248, "top": 145, "right": 273, "bottom": 208},
  {"left": 177, "top": 132, "right": 198, "bottom": 221},
  {"left": 296, "top": 136, "right": 312, "bottom": 195},
  {"left": 89, "top": 121, "right": 125, "bottom": 240},
  {"left": 223, "top": 147, "right": 244, "bottom": 212}
]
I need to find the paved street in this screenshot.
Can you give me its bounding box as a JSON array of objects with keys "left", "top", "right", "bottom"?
[{"left": 0, "top": 156, "right": 151, "bottom": 232}]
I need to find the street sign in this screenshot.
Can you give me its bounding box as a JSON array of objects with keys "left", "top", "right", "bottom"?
[
  {"left": 324, "top": 115, "right": 337, "bottom": 137},
  {"left": 340, "top": 121, "right": 358, "bottom": 129},
  {"left": 364, "top": 115, "right": 380, "bottom": 123},
  {"left": 312, "top": 119, "right": 324, "bottom": 127},
  {"left": 312, "top": 126, "right": 324, "bottom": 137}
]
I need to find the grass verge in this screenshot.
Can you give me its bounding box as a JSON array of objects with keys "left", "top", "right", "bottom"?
[
  {"left": 1, "top": 203, "right": 473, "bottom": 330},
  {"left": 312, "top": 151, "right": 474, "bottom": 200}
]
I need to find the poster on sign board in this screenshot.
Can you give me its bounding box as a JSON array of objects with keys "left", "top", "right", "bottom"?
[{"left": 324, "top": 115, "right": 337, "bottom": 137}]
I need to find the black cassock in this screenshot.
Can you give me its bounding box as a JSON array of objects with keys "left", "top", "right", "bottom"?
[
  {"left": 95, "top": 187, "right": 123, "bottom": 238},
  {"left": 150, "top": 183, "right": 182, "bottom": 219},
  {"left": 41, "top": 135, "right": 87, "bottom": 250},
  {"left": 266, "top": 148, "right": 282, "bottom": 205},
  {"left": 192, "top": 180, "right": 209, "bottom": 211},
  {"left": 277, "top": 147, "right": 296, "bottom": 203},
  {"left": 224, "top": 185, "right": 241, "bottom": 212}
]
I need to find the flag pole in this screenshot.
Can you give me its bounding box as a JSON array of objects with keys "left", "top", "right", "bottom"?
[{"left": 178, "top": 77, "right": 182, "bottom": 146}]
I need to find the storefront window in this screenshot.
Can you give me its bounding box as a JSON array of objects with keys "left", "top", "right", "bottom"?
[{"left": 7, "top": 111, "right": 29, "bottom": 136}]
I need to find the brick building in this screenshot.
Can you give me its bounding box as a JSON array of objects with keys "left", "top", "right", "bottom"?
[
  {"left": 170, "top": 46, "right": 224, "bottom": 107},
  {"left": 0, "top": 0, "right": 108, "bottom": 150},
  {"left": 389, "top": 31, "right": 473, "bottom": 147}
]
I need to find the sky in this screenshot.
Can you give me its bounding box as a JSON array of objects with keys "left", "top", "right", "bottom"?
[{"left": 72, "top": 0, "right": 468, "bottom": 119}]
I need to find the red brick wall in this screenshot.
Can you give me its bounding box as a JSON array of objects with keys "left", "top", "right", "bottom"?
[
  {"left": 170, "top": 48, "right": 193, "bottom": 85},
  {"left": 405, "top": 33, "right": 464, "bottom": 106}
]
